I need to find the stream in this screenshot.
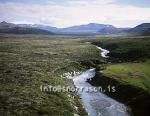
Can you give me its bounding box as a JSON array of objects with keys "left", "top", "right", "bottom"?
[
  {"left": 96, "top": 46, "right": 110, "bottom": 58},
  {"left": 72, "top": 46, "right": 130, "bottom": 116}
]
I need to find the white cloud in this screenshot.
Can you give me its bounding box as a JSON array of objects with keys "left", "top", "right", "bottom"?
[{"left": 0, "top": 0, "right": 150, "bottom": 27}]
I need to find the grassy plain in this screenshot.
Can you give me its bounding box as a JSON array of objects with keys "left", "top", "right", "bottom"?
[
  {"left": 85, "top": 35, "right": 150, "bottom": 92},
  {"left": 0, "top": 34, "right": 150, "bottom": 115},
  {"left": 103, "top": 60, "right": 150, "bottom": 91},
  {"left": 84, "top": 35, "right": 150, "bottom": 116},
  {"left": 0, "top": 34, "right": 102, "bottom": 116},
  {"left": 87, "top": 36, "right": 150, "bottom": 61}
]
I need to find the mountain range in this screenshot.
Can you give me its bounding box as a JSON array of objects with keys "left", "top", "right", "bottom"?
[
  {"left": 0, "top": 21, "right": 150, "bottom": 35},
  {"left": 0, "top": 21, "right": 54, "bottom": 35},
  {"left": 128, "top": 23, "right": 150, "bottom": 36},
  {"left": 18, "top": 23, "right": 128, "bottom": 34}
]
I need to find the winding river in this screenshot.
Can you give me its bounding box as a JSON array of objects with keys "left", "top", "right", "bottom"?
[
  {"left": 72, "top": 46, "right": 130, "bottom": 116},
  {"left": 96, "top": 46, "right": 110, "bottom": 58}
]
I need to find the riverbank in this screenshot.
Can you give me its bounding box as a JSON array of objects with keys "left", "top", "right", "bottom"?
[
  {"left": 73, "top": 69, "right": 129, "bottom": 116},
  {"left": 88, "top": 71, "right": 150, "bottom": 116},
  {"left": 68, "top": 42, "right": 130, "bottom": 116},
  {"left": 85, "top": 36, "right": 150, "bottom": 116}
]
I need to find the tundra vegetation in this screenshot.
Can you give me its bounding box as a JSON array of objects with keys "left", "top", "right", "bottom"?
[
  {"left": 0, "top": 34, "right": 150, "bottom": 116},
  {"left": 84, "top": 35, "right": 150, "bottom": 116},
  {"left": 85, "top": 36, "right": 150, "bottom": 91},
  {"left": 0, "top": 34, "right": 103, "bottom": 116}
]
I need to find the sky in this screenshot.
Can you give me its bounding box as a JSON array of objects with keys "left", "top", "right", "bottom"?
[{"left": 0, "top": 0, "right": 150, "bottom": 28}]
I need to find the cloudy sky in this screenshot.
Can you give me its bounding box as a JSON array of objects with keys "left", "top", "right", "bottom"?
[{"left": 0, "top": 0, "right": 150, "bottom": 27}]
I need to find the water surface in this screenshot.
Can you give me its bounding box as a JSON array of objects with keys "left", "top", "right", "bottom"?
[{"left": 72, "top": 46, "right": 129, "bottom": 116}]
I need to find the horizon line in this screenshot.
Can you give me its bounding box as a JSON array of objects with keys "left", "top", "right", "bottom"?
[{"left": 1, "top": 20, "right": 150, "bottom": 28}]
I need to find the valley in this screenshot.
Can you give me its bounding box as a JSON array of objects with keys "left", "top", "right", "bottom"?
[
  {"left": 1, "top": 0, "right": 150, "bottom": 116},
  {"left": 0, "top": 34, "right": 150, "bottom": 116}
]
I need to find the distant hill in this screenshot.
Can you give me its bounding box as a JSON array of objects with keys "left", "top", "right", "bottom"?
[
  {"left": 4, "top": 21, "right": 150, "bottom": 35},
  {"left": 98, "top": 26, "right": 129, "bottom": 35},
  {"left": 16, "top": 22, "right": 131, "bottom": 35},
  {"left": 98, "top": 23, "right": 150, "bottom": 35},
  {"left": 18, "top": 23, "right": 115, "bottom": 34},
  {"left": 59, "top": 23, "right": 114, "bottom": 34},
  {"left": 18, "top": 24, "right": 58, "bottom": 32},
  {"left": 128, "top": 23, "right": 150, "bottom": 36},
  {"left": 0, "top": 21, "right": 16, "bottom": 29},
  {"left": 0, "top": 21, "right": 54, "bottom": 35}
]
